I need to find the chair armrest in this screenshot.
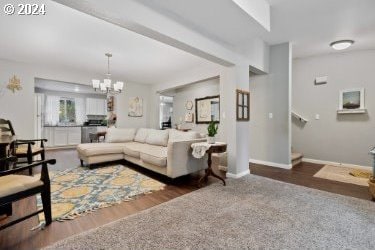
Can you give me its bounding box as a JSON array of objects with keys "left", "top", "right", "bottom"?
[
  {"left": 17, "top": 139, "right": 48, "bottom": 148},
  {"left": 0, "top": 159, "right": 56, "bottom": 176},
  {"left": 15, "top": 141, "right": 35, "bottom": 146},
  {"left": 17, "top": 139, "right": 48, "bottom": 143}
]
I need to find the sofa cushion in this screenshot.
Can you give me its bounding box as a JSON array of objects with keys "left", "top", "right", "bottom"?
[
  {"left": 140, "top": 145, "right": 167, "bottom": 167},
  {"left": 123, "top": 142, "right": 148, "bottom": 159},
  {"left": 168, "top": 129, "right": 201, "bottom": 142},
  {"left": 106, "top": 128, "right": 136, "bottom": 143},
  {"left": 145, "top": 129, "right": 169, "bottom": 147},
  {"left": 134, "top": 128, "right": 151, "bottom": 143},
  {"left": 77, "top": 143, "right": 126, "bottom": 157}
]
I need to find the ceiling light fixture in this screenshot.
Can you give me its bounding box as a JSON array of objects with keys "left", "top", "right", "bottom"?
[
  {"left": 92, "top": 53, "right": 124, "bottom": 94},
  {"left": 330, "top": 40, "right": 354, "bottom": 50}
]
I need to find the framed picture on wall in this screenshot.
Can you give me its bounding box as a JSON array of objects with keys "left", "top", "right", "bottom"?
[
  {"left": 107, "top": 96, "right": 114, "bottom": 112},
  {"left": 185, "top": 111, "right": 194, "bottom": 123},
  {"left": 236, "top": 89, "right": 250, "bottom": 121},
  {"left": 128, "top": 97, "right": 143, "bottom": 117},
  {"left": 338, "top": 88, "right": 366, "bottom": 114},
  {"left": 195, "top": 95, "right": 220, "bottom": 124}
]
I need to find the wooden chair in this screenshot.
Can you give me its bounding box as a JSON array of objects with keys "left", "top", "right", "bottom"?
[
  {"left": 0, "top": 157, "right": 56, "bottom": 231},
  {"left": 161, "top": 117, "right": 172, "bottom": 130},
  {"left": 0, "top": 119, "right": 47, "bottom": 175}
]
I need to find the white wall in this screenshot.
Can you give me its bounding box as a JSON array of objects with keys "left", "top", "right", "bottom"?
[
  {"left": 249, "top": 43, "right": 292, "bottom": 167},
  {"left": 169, "top": 78, "right": 220, "bottom": 135},
  {"left": 0, "top": 59, "right": 104, "bottom": 138},
  {"left": 115, "top": 82, "right": 151, "bottom": 129},
  {"left": 292, "top": 50, "right": 375, "bottom": 167}
]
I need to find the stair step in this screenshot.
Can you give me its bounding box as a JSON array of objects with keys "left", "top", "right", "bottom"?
[
  {"left": 291, "top": 152, "right": 303, "bottom": 167},
  {"left": 292, "top": 152, "right": 303, "bottom": 161}
]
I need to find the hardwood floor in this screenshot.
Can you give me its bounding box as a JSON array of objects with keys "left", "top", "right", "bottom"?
[
  {"left": 0, "top": 149, "right": 372, "bottom": 249},
  {"left": 250, "top": 162, "right": 372, "bottom": 201},
  {"left": 0, "top": 149, "right": 219, "bottom": 250}
]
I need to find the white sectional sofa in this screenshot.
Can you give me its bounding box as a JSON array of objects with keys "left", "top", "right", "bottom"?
[{"left": 77, "top": 128, "right": 208, "bottom": 178}]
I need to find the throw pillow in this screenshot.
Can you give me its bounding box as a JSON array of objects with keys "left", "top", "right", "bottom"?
[
  {"left": 106, "top": 128, "right": 136, "bottom": 143},
  {"left": 134, "top": 128, "right": 151, "bottom": 143},
  {"left": 145, "top": 129, "right": 169, "bottom": 146}
]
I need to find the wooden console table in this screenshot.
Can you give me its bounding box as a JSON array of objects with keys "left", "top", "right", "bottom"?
[{"left": 196, "top": 143, "right": 227, "bottom": 187}]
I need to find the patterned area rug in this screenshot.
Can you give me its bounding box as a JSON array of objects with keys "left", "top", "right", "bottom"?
[
  {"left": 313, "top": 165, "right": 371, "bottom": 186},
  {"left": 36, "top": 165, "right": 165, "bottom": 224}
]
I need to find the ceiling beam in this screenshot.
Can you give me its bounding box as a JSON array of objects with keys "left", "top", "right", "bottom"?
[{"left": 231, "top": 0, "right": 270, "bottom": 32}]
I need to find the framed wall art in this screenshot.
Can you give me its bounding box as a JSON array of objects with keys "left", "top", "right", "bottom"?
[
  {"left": 338, "top": 88, "right": 366, "bottom": 114},
  {"left": 128, "top": 97, "right": 143, "bottom": 117},
  {"left": 195, "top": 95, "right": 220, "bottom": 124},
  {"left": 236, "top": 89, "right": 250, "bottom": 121},
  {"left": 107, "top": 96, "right": 114, "bottom": 112},
  {"left": 185, "top": 111, "right": 194, "bottom": 123}
]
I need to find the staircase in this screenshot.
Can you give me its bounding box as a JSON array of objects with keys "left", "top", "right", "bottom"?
[{"left": 291, "top": 152, "right": 303, "bottom": 167}]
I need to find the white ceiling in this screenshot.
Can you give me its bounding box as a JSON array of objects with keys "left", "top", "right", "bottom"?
[
  {"left": 266, "top": 0, "right": 375, "bottom": 58},
  {"left": 138, "top": 0, "right": 375, "bottom": 58},
  {"left": 0, "top": 0, "right": 214, "bottom": 84},
  {"left": 1, "top": 0, "right": 374, "bottom": 84}
]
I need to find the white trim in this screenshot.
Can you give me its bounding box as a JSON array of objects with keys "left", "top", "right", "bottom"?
[
  {"left": 249, "top": 159, "right": 292, "bottom": 169},
  {"left": 226, "top": 169, "right": 250, "bottom": 179},
  {"left": 302, "top": 158, "right": 371, "bottom": 169}
]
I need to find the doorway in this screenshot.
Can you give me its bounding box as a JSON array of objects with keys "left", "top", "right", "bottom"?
[{"left": 159, "top": 95, "right": 173, "bottom": 129}]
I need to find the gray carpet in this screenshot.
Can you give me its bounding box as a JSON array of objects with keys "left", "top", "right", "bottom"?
[{"left": 46, "top": 175, "right": 375, "bottom": 249}]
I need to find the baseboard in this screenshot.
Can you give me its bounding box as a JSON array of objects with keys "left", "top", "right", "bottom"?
[
  {"left": 226, "top": 169, "right": 250, "bottom": 179},
  {"left": 302, "top": 158, "right": 371, "bottom": 169},
  {"left": 249, "top": 159, "right": 292, "bottom": 170}
]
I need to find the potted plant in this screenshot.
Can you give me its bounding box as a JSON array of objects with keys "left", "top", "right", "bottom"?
[{"left": 207, "top": 121, "right": 218, "bottom": 144}]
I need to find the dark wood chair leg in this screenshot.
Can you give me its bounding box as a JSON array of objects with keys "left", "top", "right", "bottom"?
[
  {"left": 27, "top": 155, "right": 33, "bottom": 176},
  {"left": 80, "top": 159, "right": 84, "bottom": 167},
  {"left": 0, "top": 203, "right": 13, "bottom": 216},
  {"left": 41, "top": 185, "right": 52, "bottom": 225}
]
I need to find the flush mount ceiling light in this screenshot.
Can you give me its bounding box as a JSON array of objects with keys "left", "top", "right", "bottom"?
[
  {"left": 330, "top": 40, "right": 354, "bottom": 50},
  {"left": 92, "top": 53, "right": 124, "bottom": 94}
]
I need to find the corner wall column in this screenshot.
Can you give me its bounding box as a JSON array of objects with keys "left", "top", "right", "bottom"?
[{"left": 220, "top": 64, "right": 250, "bottom": 178}]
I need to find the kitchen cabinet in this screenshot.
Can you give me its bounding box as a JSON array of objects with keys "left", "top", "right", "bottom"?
[
  {"left": 43, "top": 127, "right": 54, "bottom": 147},
  {"left": 67, "top": 127, "right": 81, "bottom": 145},
  {"left": 43, "top": 127, "right": 82, "bottom": 147},
  {"left": 54, "top": 128, "right": 68, "bottom": 146},
  {"left": 86, "top": 98, "right": 107, "bottom": 116}
]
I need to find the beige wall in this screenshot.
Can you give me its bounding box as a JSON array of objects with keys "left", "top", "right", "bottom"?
[
  {"left": 115, "top": 82, "right": 151, "bottom": 129},
  {"left": 249, "top": 43, "right": 292, "bottom": 167},
  {"left": 171, "top": 78, "right": 220, "bottom": 136},
  {"left": 293, "top": 50, "right": 375, "bottom": 167},
  {"left": 0, "top": 59, "right": 102, "bottom": 138}
]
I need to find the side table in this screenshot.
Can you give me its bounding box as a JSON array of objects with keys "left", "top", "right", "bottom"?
[{"left": 195, "top": 143, "right": 227, "bottom": 187}]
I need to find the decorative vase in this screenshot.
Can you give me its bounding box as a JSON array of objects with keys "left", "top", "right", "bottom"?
[
  {"left": 207, "top": 136, "right": 216, "bottom": 144},
  {"left": 369, "top": 177, "right": 375, "bottom": 201}
]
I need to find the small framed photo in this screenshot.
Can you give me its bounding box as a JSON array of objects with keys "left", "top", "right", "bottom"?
[
  {"left": 338, "top": 88, "right": 365, "bottom": 113},
  {"left": 185, "top": 112, "right": 194, "bottom": 123}
]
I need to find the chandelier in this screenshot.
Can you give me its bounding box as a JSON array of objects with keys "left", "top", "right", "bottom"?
[{"left": 92, "top": 53, "right": 124, "bottom": 94}]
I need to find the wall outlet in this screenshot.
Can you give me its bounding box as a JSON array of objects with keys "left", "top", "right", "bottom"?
[
  {"left": 315, "top": 114, "right": 320, "bottom": 120},
  {"left": 269, "top": 113, "right": 273, "bottom": 119}
]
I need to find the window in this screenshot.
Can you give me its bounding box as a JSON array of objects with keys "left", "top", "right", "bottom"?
[
  {"left": 59, "top": 98, "right": 76, "bottom": 123},
  {"left": 236, "top": 89, "right": 250, "bottom": 121}
]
